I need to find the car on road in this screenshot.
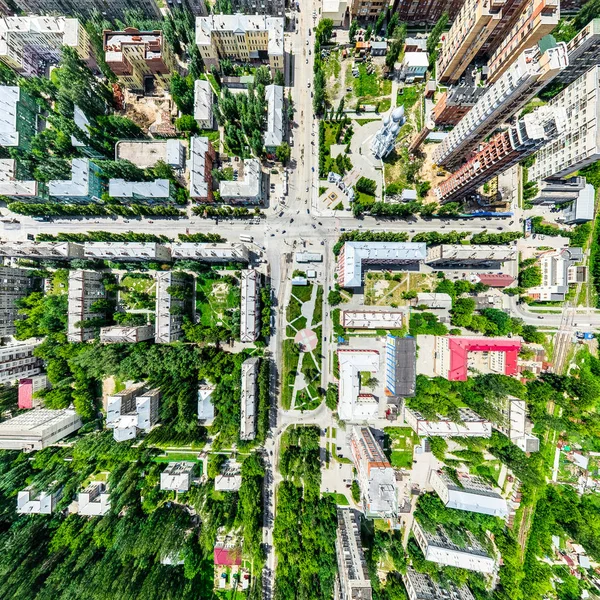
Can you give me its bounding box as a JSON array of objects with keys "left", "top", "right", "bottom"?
[{"left": 307, "top": 82, "right": 311, "bottom": 88}]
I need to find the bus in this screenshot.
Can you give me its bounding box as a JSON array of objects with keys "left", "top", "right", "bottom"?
[{"left": 240, "top": 235, "right": 254, "bottom": 243}]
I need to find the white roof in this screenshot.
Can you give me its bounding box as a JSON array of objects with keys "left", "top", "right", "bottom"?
[
  {"left": 160, "top": 461, "right": 194, "bottom": 491},
  {"left": 189, "top": 136, "right": 211, "bottom": 199},
  {"left": 416, "top": 292, "right": 453, "bottom": 308},
  {"left": 78, "top": 482, "right": 110, "bottom": 516},
  {"left": 444, "top": 486, "right": 508, "bottom": 517},
  {"left": 240, "top": 357, "right": 259, "bottom": 440},
  {"left": 240, "top": 269, "right": 258, "bottom": 343},
  {"left": 220, "top": 159, "right": 262, "bottom": 201},
  {"left": 404, "top": 52, "right": 429, "bottom": 67},
  {"left": 17, "top": 488, "right": 54, "bottom": 514},
  {"left": 49, "top": 158, "right": 92, "bottom": 197},
  {"left": 0, "top": 86, "right": 21, "bottom": 146},
  {"left": 194, "top": 79, "right": 213, "bottom": 123},
  {"left": 339, "top": 242, "right": 427, "bottom": 287},
  {"left": 337, "top": 349, "right": 379, "bottom": 421},
  {"left": 71, "top": 104, "right": 91, "bottom": 147},
  {"left": 0, "top": 159, "right": 37, "bottom": 196},
  {"left": 264, "top": 84, "right": 283, "bottom": 148},
  {"left": 109, "top": 178, "right": 171, "bottom": 199},
  {"left": 198, "top": 385, "right": 215, "bottom": 424}
]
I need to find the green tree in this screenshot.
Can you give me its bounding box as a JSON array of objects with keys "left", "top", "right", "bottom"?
[
  {"left": 276, "top": 142, "right": 291, "bottom": 165},
  {"left": 351, "top": 480, "right": 361, "bottom": 503},
  {"left": 427, "top": 11, "right": 449, "bottom": 55},
  {"left": 175, "top": 114, "right": 198, "bottom": 133},
  {"left": 170, "top": 73, "right": 195, "bottom": 114},
  {"left": 519, "top": 265, "right": 542, "bottom": 288},
  {"left": 349, "top": 19, "right": 358, "bottom": 42}
]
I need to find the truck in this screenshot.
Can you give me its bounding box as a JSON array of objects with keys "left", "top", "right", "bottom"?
[{"left": 240, "top": 235, "right": 254, "bottom": 243}]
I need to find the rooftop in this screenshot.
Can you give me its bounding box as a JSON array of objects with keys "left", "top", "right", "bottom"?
[
  {"left": 264, "top": 84, "right": 284, "bottom": 148},
  {"left": 0, "top": 86, "right": 22, "bottom": 146},
  {"left": 108, "top": 179, "right": 171, "bottom": 199},
  {"left": 449, "top": 337, "right": 520, "bottom": 381},
  {"left": 220, "top": 159, "right": 262, "bottom": 201},
  {"left": 0, "top": 159, "right": 37, "bottom": 197},
  {"left": 48, "top": 159, "right": 95, "bottom": 198},
  {"left": 104, "top": 28, "right": 166, "bottom": 62}
]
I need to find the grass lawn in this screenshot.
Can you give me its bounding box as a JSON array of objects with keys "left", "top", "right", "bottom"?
[
  {"left": 292, "top": 316, "right": 307, "bottom": 331},
  {"left": 356, "top": 191, "right": 376, "bottom": 206},
  {"left": 312, "top": 286, "right": 323, "bottom": 326},
  {"left": 378, "top": 98, "right": 391, "bottom": 113},
  {"left": 152, "top": 451, "right": 202, "bottom": 464},
  {"left": 292, "top": 284, "right": 313, "bottom": 303},
  {"left": 354, "top": 63, "right": 380, "bottom": 98},
  {"left": 286, "top": 295, "right": 303, "bottom": 323},
  {"left": 196, "top": 274, "right": 240, "bottom": 328},
  {"left": 364, "top": 272, "right": 433, "bottom": 306},
  {"left": 390, "top": 450, "right": 413, "bottom": 469},
  {"left": 397, "top": 86, "right": 420, "bottom": 110},
  {"left": 323, "top": 492, "right": 350, "bottom": 506},
  {"left": 383, "top": 145, "right": 411, "bottom": 188},
  {"left": 354, "top": 118, "right": 379, "bottom": 126},
  {"left": 282, "top": 339, "right": 300, "bottom": 410},
  {"left": 120, "top": 274, "right": 155, "bottom": 310}
]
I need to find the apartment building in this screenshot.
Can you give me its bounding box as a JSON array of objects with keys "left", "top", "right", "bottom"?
[
  {"left": 240, "top": 269, "right": 259, "bottom": 343},
  {"left": 0, "top": 343, "right": 41, "bottom": 385},
  {"left": 194, "top": 79, "right": 214, "bottom": 130},
  {"left": 341, "top": 310, "right": 406, "bottom": 330},
  {"left": 49, "top": 159, "right": 105, "bottom": 204},
  {"left": 335, "top": 508, "right": 372, "bottom": 600},
  {"left": 412, "top": 520, "right": 497, "bottom": 574},
  {"left": 160, "top": 462, "right": 194, "bottom": 492},
  {"left": 0, "top": 17, "right": 93, "bottom": 77},
  {"left": 392, "top": 0, "right": 465, "bottom": 25},
  {"left": 553, "top": 19, "right": 600, "bottom": 88},
  {"left": 434, "top": 105, "right": 567, "bottom": 203},
  {"left": 0, "top": 85, "right": 38, "bottom": 150},
  {"left": 433, "top": 40, "right": 568, "bottom": 170},
  {"left": 432, "top": 85, "right": 486, "bottom": 126},
  {"left": 430, "top": 469, "right": 509, "bottom": 517},
  {"left": 350, "top": 0, "right": 386, "bottom": 19},
  {"left": 436, "top": 0, "right": 504, "bottom": 85},
  {"left": 337, "top": 242, "right": 427, "bottom": 288},
  {"left": 155, "top": 271, "right": 187, "bottom": 343},
  {"left": 103, "top": 29, "right": 175, "bottom": 91},
  {"left": 18, "top": 374, "right": 48, "bottom": 409},
  {"left": 67, "top": 270, "right": 107, "bottom": 342},
  {"left": 170, "top": 242, "right": 249, "bottom": 262},
  {"left": 189, "top": 136, "right": 216, "bottom": 202},
  {"left": 198, "top": 384, "right": 215, "bottom": 425},
  {"left": 384, "top": 334, "right": 416, "bottom": 399},
  {"left": 403, "top": 568, "right": 475, "bottom": 600},
  {"left": 100, "top": 325, "right": 155, "bottom": 344},
  {"left": 0, "top": 408, "right": 82, "bottom": 451},
  {"left": 527, "top": 247, "right": 585, "bottom": 301},
  {"left": 230, "top": 0, "right": 284, "bottom": 15},
  {"left": 530, "top": 66, "right": 600, "bottom": 181},
  {"left": 220, "top": 159, "right": 264, "bottom": 205},
  {"left": 496, "top": 396, "right": 540, "bottom": 452},
  {"left": 350, "top": 427, "right": 397, "bottom": 519},
  {"left": 195, "top": 15, "right": 284, "bottom": 74},
  {"left": 338, "top": 349, "right": 380, "bottom": 421},
  {"left": 214, "top": 460, "right": 242, "bottom": 491},
  {"left": 240, "top": 357, "right": 259, "bottom": 441},
  {"left": 404, "top": 406, "right": 493, "bottom": 437},
  {"left": 0, "top": 241, "right": 84, "bottom": 260},
  {"left": 84, "top": 242, "right": 171, "bottom": 261},
  {"left": 0, "top": 159, "right": 43, "bottom": 201},
  {"left": 106, "top": 384, "right": 160, "bottom": 442},
  {"left": 486, "top": 0, "right": 560, "bottom": 84},
  {"left": 108, "top": 179, "right": 174, "bottom": 203},
  {"left": 264, "top": 84, "right": 283, "bottom": 152},
  {"left": 425, "top": 245, "right": 517, "bottom": 268},
  {"left": 78, "top": 482, "right": 110, "bottom": 516},
  {"left": 8, "top": 0, "right": 162, "bottom": 19},
  {"left": 0, "top": 266, "right": 35, "bottom": 337},
  {"left": 17, "top": 487, "right": 59, "bottom": 514}
]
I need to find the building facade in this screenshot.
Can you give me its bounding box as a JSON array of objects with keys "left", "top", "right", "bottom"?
[
  {"left": 350, "top": 0, "right": 386, "bottom": 19},
  {"left": 155, "top": 271, "right": 187, "bottom": 343},
  {"left": 78, "top": 482, "right": 110, "bottom": 516},
  {"left": 385, "top": 334, "right": 416, "bottom": 399},
  {"left": 432, "top": 85, "right": 486, "bottom": 126},
  {"left": 160, "top": 462, "right": 194, "bottom": 492},
  {"left": 240, "top": 357, "right": 259, "bottom": 441},
  {"left": 0, "top": 343, "right": 42, "bottom": 385},
  {"left": 194, "top": 78, "right": 214, "bottom": 130},
  {"left": 0, "top": 85, "right": 38, "bottom": 150},
  {"left": 67, "top": 270, "right": 107, "bottom": 342},
  {"left": 403, "top": 568, "right": 475, "bottom": 600},
  {"left": 189, "top": 136, "right": 216, "bottom": 202},
  {"left": 196, "top": 15, "right": 284, "bottom": 73},
  {"left": 17, "top": 487, "right": 59, "bottom": 514},
  {"left": 106, "top": 384, "right": 160, "bottom": 442},
  {"left": 496, "top": 396, "right": 540, "bottom": 452},
  {"left": 392, "top": 0, "right": 464, "bottom": 24},
  {"left": 220, "top": 159, "right": 264, "bottom": 205},
  {"left": 7, "top": 0, "right": 162, "bottom": 20},
  {"left": 0, "top": 266, "right": 35, "bottom": 337},
  {"left": 240, "top": 269, "right": 259, "bottom": 343},
  {"left": 230, "top": 0, "right": 284, "bottom": 16}
]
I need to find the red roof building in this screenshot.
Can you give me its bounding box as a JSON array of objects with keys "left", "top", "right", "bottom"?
[
  {"left": 476, "top": 273, "right": 516, "bottom": 288},
  {"left": 214, "top": 546, "right": 242, "bottom": 566},
  {"left": 448, "top": 337, "right": 521, "bottom": 381},
  {"left": 18, "top": 375, "right": 47, "bottom": 409}
]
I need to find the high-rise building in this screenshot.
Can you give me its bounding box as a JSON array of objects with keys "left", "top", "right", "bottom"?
[
  {"left": 411, "top": 520, "right": 497, "bottom": 574},
  {"left": 350, "top": 427, "right": 397, "bottom": 519},
  {"left": 434, "top": 105, "right": 566, "bottom": 203},
  {"left": 429, "top": 469, "right": 509, "bottom": 517},
  {"left": 0, "top": 241, "right": 84, "bottom": 259},
  {"left": 0, "top": 343, "right": 41, "bottom": 385},
  {"left": 392, "top": 0, "right": 465, "bottom": 25},
  {"left": 436, "top": 0, "right": 504, "bottom": 85},
  {"left": 0, "top": 85, "right": 38, "bottom": 150},
  {"left": 0, "top": 266, "right": 35, "bottom": 337},
  {"left": 9, "top": 0, "right": 161, "bottom": 21},
  {"left": 476, "top": 0, "right": 529, "bottom": 58},
  {"left": 67, "top": 269, "right": 107, "bottom": 342},
  {"left": 240, "top": 357, "right": 259, "bottom": 441},
  {"left": 433, "top": 39, "right": 568, "bottom": 170},
  {"left": 0, "top": 408, "right": 82, "bottom": 451},
  {"left": 103, "top": 29, "right": 175, "bottom": 92},
  {"left": 525, "top": 247, "right": 586, "bottom": 301},
  {"left": 335, "top": 508, "right": 372, "bottom": 600},
  {"left": 0, "top": 16, "right": 93, "bottom": 77},
  {"left": 496, "top": 396, "right": 540, "bottom": 452},
  {"left": 240, "top": 269, "right": 259, "bottom": 343},
  {"left": 230, "top": 0, "right": 284, "bottom": 16},
  {"left": 552, "top": 19, "right": 600, "bottom": 88},
  {"left": 195, "top": 15, "right": 284, "bottom": 74},
  {"left": 529, "top": 66, "right": 600, "bottom": 181},
  {"left": 160, "top": 462, "right": 194, "bottom": 492},
  {"left": 485, "top": 0, "right": 559, "bottom": 83},
  {"left": 106, "top": 384, "right": 160, "bottom": 442},
  {"left": 403, "top": 568, "right": 475, "bottom": 600},
  {"left": 432, "top": 85, "right": 486, "bottom": 126}
]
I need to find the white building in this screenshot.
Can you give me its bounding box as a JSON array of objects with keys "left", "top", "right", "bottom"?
[
  {"left": 0, "top": 408, "right": 82, "bottom": 451},
  {"left": 295, "top": 252, "right": 322, "bottom": 263},
  {"left": 264, "top": 84, "right": 283, "bottom": 150},
  {"left": 78, "top": 482, "right": 111, "bottom": 516},
  {"left": 340, "top": 310, "right": 406, "bottom": 330},
  {"left": 404, "top": 406, "right": 492, "bottom": 438},
  {"left": 220, "top": 159, "right": 264, "bottom": 205},
  {"left": 198, "top": 384, "right": 215, "bottom": 425},
  {"left": 48, "top": 158, "right": 102, "bottom": 202},
  {"left": 530, "top": 66, "right": 600, "bottom": 181},
  {"left": 17, "top": 487, "right": 59, "bottom": 514},
  {"left": 188, "top": 136, "right": 214, "bottom": 202},
  {"left": 106, "top": 384, "right": 160, "bottom": 442},
  {"left": 0, "top": 159, "right": 39, "bottom": 199},
  {"left": 214, "top": 460, "right": 242, "bottom": 491},
  {"left": 84, "top": 242, "right": 171, "bottom": 261},
  {"left": 0, "top": 266, "right": 35, "bottom": 337},
  {"left": 425, "top": 245, "right": 517, "bottom": 269},
  {"left": 430, "top": 470, "right": 508, "bottom": 517},
  {"left": 160, "top": 462, "right": 195, "bottom": 492},
  {"left": 0, "top": 241, "right": 84, "bottom": 259},
  {"left": 335, "top": 508, "right": 372, "bottom": 600},
  {"left": 67, "top": 269, "right": 107, "bottom": 342},
  {"left": 240, "top": 269, "right": 259, "bottom": 343},
  {"left": 240, "top": 357, "right": 259, "bottom": 440},
  {"left": 496, "top": 396, "right": 540, "bottom": 452},
  {"left": 337, "top": 349, "right": 380, "bottom": 422},
  {"left": 412, "top": 520, "right": 497, "bottom": 574},
  {"left": 108, "top": 179, "right": 172, "bottom": 203},
  {"left": 170, "top": 242, "right": 249, "bottom": 262},
  {"left": 100, "top": 325, "right": 155, "bottom": 344},
  {"left": 0, "top": 343, "right": 42, "bottom": 385},
  {"left": 322, "top": 0, "right": 348, "bottom": 26},
  {"left": 403, "top": 568, "right": 475, "bottom": 600},
  {"left": 401, "top": 52, "right": 429, "bottom": 82},
  {"left": 371, "top": 107, "right": 405, "bottom": 159},
  {"left": 415, "top": 292, "right": 453, "bottom": 310},
  {"left": 155, "top": 271, "right": 187, "bottom": 343},
  {"left": 350, "top": 427, "right": 397, "bottom": 519},
  {"left": 527, "top": 247, "right": 586, "bottom": 302},
  {"left": 194, "top": 78, "right": 214, "bottom": 129},
  {"left": 337, "top": 242, "right": 427, "bottom": 288}
]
